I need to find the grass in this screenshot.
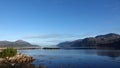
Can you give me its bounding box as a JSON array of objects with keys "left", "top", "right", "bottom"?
[{"left": 0, "top": 48, "right": 17, "bottom": 58}]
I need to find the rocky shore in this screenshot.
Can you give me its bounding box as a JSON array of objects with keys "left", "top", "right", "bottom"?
[{"left": 0, "top": 53, "right": 35, "bottom": 64}]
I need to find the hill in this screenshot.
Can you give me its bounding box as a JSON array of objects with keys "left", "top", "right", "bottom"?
[
  {"left": 57, "top": 33, "right": 120, "bottom": 49},
  {"left": 0, "top": 40, "right": 39, "bottom": 48}
]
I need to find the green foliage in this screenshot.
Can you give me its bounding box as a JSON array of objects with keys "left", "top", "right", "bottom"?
[{"left": 0, "top": 48, "right": 17, "bottom": 58}]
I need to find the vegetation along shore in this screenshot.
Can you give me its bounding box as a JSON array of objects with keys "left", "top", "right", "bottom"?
[{"left": 0, "top": 48, "right": 35, "bottom": 66}]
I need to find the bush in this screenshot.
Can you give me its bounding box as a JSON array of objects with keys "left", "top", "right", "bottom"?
[{"left": 0, "top": 48, "right": 17, "bottom": 58}]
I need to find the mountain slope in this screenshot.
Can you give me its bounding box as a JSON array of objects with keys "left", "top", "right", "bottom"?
[
  {"left": 57, "top": 33, "right": 120, "bottom": 48},
  {"left": 0, "top": 40, "right": 39, "bottom": 47}
]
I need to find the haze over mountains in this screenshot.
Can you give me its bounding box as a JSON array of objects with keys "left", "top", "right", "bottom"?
[
  {"left": 0, "top": 40, "right": 39, "bottom": 48},
  {"left": 57, "top": 33, "right": 120, "bottom": 49}
]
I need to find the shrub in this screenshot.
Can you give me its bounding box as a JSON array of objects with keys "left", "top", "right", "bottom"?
[{"left": 0, "top": 48, "right": 17, "bottom": 58}]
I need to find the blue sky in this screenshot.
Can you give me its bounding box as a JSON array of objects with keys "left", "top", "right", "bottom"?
[{"left": 0, "top": 0, "right": 120, "bottom": 45}]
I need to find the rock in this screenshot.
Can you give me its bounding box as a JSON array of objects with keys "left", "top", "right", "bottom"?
[{"left": 0, "top": 53, "right": 35, "bottom": 64}]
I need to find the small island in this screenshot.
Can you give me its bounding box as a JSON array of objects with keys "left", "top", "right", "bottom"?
[{"left": 0, "top": 48, "right": 35, "bottom": 65}]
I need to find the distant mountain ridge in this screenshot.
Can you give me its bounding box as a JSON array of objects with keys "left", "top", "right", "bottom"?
[
  {"left": 57, "top": 33, "right": 120, "bottom": 49},
  {"left": 0, "top": 40, "right": 39, "bottom": 47}
]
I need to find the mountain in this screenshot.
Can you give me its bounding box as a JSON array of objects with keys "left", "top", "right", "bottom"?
[
  {"left": 57, "top": 33, "right": 120, "bottom": 49},
  {"left": 0, "top": 40, "right": 39, "bottom": 48}
]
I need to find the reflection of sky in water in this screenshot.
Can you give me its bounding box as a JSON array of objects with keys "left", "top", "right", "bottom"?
[{"left": 3, "top": 49, "right": 119, "bottom": 68}]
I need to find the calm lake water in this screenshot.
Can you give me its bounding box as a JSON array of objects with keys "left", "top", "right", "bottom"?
[{"left": 1, "top": 49, "right": 120, "bottom": 68}]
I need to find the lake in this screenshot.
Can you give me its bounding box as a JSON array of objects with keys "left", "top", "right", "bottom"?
[{"left": 0, "top": 49, "right": 120, "bottom": 68}]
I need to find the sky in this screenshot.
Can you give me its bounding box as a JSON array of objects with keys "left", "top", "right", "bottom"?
[{"left": 0, "top": 0, "right": 120, "bottom": 46}]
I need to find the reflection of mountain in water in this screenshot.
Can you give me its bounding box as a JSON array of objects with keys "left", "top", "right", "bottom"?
[{"left": 96, "top": 51, "right": 120, "bottom": 59}]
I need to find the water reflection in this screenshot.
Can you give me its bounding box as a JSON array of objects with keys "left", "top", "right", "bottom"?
[
  {"left": 96, "top": 50, "right": 120, "bottom": 61},
  {"left": 83, "top": 50, "right": 120, "bottom": 58},
  {"left": 6, "top": 50, "right": 119, "bottom": 68},
  {"left": 39, "top": 64, "right": 47, "bottom": 68}
]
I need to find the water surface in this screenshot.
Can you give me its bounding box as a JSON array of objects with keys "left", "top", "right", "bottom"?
[{"left": 1, "top": 49, "right": 120, "bottom": 68}]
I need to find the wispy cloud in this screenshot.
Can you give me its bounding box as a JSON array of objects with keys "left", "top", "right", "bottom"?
[
  {"left": 46, "top": 40, "right": 64, "bottom": 43},
  {"left": 23, "top": 34, "right": 81, "bottom": 39}
]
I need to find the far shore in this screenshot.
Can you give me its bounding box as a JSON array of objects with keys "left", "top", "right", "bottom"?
[
  {"left": 0, "top": 47, "right": 41, "bottom": 50},
  {"left": 1, "top": 47, "right": 119, "bottom": 50},
  {"left": 0, "top": 47, "right": 61, "bottom": 50}
]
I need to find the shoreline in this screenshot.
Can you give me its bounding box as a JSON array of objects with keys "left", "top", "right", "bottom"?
[
  {"left": 0, "top": 47, "right": 41, "bottom": 50},
  {"left": 1, "top": 47, "right": 119, "bottom": 50},
  {"left": 0, "top": 47, "right": 61, "bottom": 50},
  {"left": 0, "top": 53, "right": 35, "bottom": 65}
]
